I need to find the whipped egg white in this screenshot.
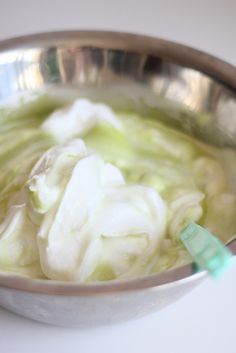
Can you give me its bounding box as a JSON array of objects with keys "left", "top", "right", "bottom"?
[{"left": 0, "top": 98, "right": 235, "bottom": 281}]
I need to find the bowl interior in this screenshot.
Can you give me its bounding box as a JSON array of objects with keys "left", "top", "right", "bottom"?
[{"left": 1, "top": 31, "right": 236, "bottom": 149}]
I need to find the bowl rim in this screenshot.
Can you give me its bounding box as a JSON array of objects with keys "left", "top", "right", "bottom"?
[
  {"left": 1, "top": 29, "right": 236, "bottom": 91},
  {"left": 0, "top": 30, "right": 235, "bottom": 296},
  {"left": 0, "top": 265, "right": 205, "bottom": 296}
]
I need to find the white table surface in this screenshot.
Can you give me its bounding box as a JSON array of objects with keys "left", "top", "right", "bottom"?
[{"left": 1, "top": 1, "right": 236, "bottom": 352}]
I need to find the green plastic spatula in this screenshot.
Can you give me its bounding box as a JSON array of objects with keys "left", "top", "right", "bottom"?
[{"left": 180, "top": 222, "right": 234, "bottom": 278}]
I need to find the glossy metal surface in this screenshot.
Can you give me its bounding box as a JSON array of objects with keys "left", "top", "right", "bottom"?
[{"left": 0, "top": 31, "right": 236, "bottom": 327}]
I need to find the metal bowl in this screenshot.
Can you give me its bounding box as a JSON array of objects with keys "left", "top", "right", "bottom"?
[{"left": 0, "top": 31, "right": 236, "bottom": 327}]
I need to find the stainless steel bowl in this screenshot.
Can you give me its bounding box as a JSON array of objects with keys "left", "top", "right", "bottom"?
[{"left": 0, "top": 31, "right": 236, "bottom": 327}]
